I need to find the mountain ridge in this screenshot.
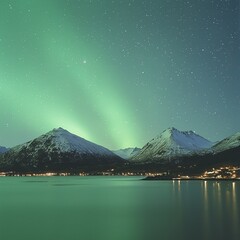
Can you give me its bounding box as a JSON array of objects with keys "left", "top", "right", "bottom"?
[
  {"left": 113, "top": 147, "right": 141, "bottom": 159},
  {"left": 212, "top": 132, "right": 240, "bottom": 153},
  {"left": 0, "top": 127, "right": 123, "bottom": 173},
  {"left": 131, "top": 127, "right": 213, "bottom": 162},
  {"left": 1, "top": 127, "right": 240, "bottom": 174}
]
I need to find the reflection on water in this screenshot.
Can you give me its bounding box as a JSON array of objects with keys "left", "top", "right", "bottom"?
[
  {"left": 172, "top": 180, "right": 240, "bottom": 240},
  {"left": 231, "top": 182, "right": 239, "bottom": 239},
  {"left": 203, "top": 181, "right": 210, "bottom": 239},
  {"left": 0, "top": 177, "right": 239, "bottom": 240}
]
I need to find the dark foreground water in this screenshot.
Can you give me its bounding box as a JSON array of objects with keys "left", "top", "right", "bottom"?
[{"left": 0, "top": 176, "right": 239, "bottom": 240}]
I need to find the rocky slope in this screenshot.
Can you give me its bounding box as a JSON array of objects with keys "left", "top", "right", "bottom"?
[{"left": 0, "top": 128, "right": 123, "bottom": 172}]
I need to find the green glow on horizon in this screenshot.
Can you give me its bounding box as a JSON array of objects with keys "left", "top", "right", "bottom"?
[
  {"left": 0, "top": 0, "right": 138, "bottom": 148},
  {"left": 0, "top": 0, "right": 239, "bottom": 149}
]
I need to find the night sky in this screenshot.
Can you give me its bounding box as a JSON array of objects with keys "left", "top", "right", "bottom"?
[{"left": 0, "top": 0, "right": 239, "bottom": 149}]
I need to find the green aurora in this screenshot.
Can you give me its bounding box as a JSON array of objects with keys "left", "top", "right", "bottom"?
[{"left": 0, "top": 0, "right": 239, "bottom": 149}]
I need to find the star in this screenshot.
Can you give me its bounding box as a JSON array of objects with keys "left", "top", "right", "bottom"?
[{"left": 0, "top": 0, "right": 239, "bottom": 149}]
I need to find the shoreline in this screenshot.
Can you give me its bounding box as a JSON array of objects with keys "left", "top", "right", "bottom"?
[{"left": 143, "top": 176, "right": 240, "bottom": 181}]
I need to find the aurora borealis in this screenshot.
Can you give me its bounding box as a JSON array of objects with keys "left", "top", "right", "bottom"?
[{"left": 0, "top": 0, "right": 239, "bottom": 149}]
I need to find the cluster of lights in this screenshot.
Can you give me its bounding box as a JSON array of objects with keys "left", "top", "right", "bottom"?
[
  {"left": 1, "top": 167, "right": 240, "bottom": 179},
  {"left": 0, "top": 172, "right": 69, "bottom": 177},
  {"left": 201, "top": 166, "right": 240, "bottom": 179}
]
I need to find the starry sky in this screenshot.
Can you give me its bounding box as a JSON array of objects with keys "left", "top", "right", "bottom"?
[{"left": 0, "top": 0, "right": 239, "bottom": 149}]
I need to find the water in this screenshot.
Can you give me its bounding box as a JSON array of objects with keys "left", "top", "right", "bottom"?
[{"left": 0, "top": 176, "right": 239, "bottom": 240}]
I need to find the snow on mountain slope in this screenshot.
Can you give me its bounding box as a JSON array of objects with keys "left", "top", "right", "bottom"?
[
  {"left": 0, "top": 128, "right": 122, "bottom": 172},
  {"left": 12, "top": 127, "right": 117, "bottom": 157},
  {"left": 113, "top": 147, "right": 141, "bottom": 159},
  {"left": 132, "top": 127, "right": 213, "bottom": 162},
  {"left": 212, "top": 132, "right": 240, "bottom": 153},
  {"left": 0, "top": 146, "right": 8, "bottom": 154}
]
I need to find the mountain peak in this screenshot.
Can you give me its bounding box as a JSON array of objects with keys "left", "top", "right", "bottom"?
[
  {"left": 56, "top": 127, "right": 66, "bottom": 131},
  {"left": 1, "top": 128, "right": 122, "bottom": 172},
  {"left": 132, "top": 128, "right": 213, "bottom": 162},
  {"left": 160, "top": 127, "right": 212, "bottom": 148},
  {"left": 165, "top": 127, "right": 195, "bottom": 135},
  {"left": 155, "top": 127, "right": 186, "bottom": 140},
  {"left": 37, "top": 128, "right": 114, "bottom": 156},
  {"left": 52, "top": 127, "right": 68, "bottom": 133},
  {"left": 49, "top": 128, "right": 84, "bottom": 142},
  {"left": 162, "top": 127, "right": 179, "bottom": 137},
  {"left": 167, "top": 127, "right": 177, "bottom": 132}
]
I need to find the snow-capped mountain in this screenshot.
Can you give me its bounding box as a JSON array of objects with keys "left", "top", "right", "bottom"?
[
  {"left": 0, "top": 128, "right": 123, "bottom": 172},
  {"left": 131, "top": 127, "right": 213, "bottom": 162},
  {"left": 113, "top": 147, "right": 141, "bottom": 159},
  {"left": 212, "top": 132, "right": 240, "bottom": 153},
  {"left": 0, "top": 146, "right": 8, "bottom": 154},
  {"left": 20, "top": 127, "right": 117, "bottom": 156}
]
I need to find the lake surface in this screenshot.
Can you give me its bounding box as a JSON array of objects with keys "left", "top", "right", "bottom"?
[{"left": 0, "top": 176, "right": 239, "bottom": 240}]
